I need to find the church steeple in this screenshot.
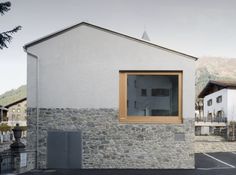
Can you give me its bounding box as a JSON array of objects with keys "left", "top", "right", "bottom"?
[{"left": 141, "top": 31, "right": 150, "bottom": 41}]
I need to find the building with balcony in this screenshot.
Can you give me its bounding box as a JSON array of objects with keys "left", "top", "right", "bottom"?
[{"left": 196, "top": 80, "right": 236, "bottom": 135}]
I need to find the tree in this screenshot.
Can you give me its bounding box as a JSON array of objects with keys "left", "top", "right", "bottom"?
[{"left": 0, "top": 1, "right": 21, "bottom": 49}]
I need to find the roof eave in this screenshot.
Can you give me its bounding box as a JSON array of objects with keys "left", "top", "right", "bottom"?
[
  {"left": 23, "top": 22, "right": 88, "bottom": 51},
  {"left": 5, "top": 97, "right": 27, "bottom": 108},
  {"left": 198, "top": 80, "right": 236, "bottom": 98}
]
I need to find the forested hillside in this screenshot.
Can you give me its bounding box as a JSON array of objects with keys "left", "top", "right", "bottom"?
[{"left": 0, "top": 85, "right": 26, "bottom": 106}]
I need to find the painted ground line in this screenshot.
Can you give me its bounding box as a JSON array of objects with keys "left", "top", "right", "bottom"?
[
  {"left": 197, "top": 167, "right": 233, "bottom": 170},
  {"left": 231, "top": 152, "right": 236, "bottom": 155},
  {"left": 202, "top": 153, "right": 235, "bottom": 168}
]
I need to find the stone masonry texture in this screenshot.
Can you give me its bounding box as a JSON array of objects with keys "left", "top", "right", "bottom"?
[
  {"left": 27, "top": 108, "right": 194, "bottom": 169},
  {"left": 195, "top": 136, "right": 236, "bottom": 153}
]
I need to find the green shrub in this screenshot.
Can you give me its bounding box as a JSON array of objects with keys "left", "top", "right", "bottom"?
[
  {"left": 0, "top": 123, "right": 11, "bottom": 132},
  {"left": 0, "top": 123, "right": 27, "bottom": 132},
  {"left": 19, "top": 126, "right": 27, "bottom": 131}
]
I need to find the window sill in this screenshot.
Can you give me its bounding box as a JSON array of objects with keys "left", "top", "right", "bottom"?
[{"left": 119, "top": 116, "right": 183, "bottom": 124}]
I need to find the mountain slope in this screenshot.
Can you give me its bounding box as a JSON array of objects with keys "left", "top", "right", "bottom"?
[
  {"left": 0, "top": 85, "right": 26, "bottom": 106},
  {"left": 196, "top": 57, "right": 236, "bottom": 97}
]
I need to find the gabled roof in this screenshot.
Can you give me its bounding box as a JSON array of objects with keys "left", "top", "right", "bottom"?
[
  {"left": 5, "top": 97, "right": 27, "bottom": 108},
  {"left": 24, "top": 22, "right": 198, "bottom": 61},
  {"left": 198, "top": 80, "right": 236, "bottom": 98}
]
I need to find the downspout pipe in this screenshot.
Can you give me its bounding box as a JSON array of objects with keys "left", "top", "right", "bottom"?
[{"left": 24, "top": 51, "right": 39, "bottom": 169}]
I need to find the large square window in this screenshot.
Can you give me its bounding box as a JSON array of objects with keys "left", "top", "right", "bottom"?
[{"left": 119, "top": 71, "right": 183, "bottom": 123}]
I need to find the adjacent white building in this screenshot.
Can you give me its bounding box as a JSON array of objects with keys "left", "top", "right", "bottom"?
[{"left": 196, "top": 80, "right": 236, "bottom": 135}]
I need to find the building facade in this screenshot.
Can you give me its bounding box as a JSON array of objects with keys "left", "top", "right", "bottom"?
[
  {"left": 196, "top": 81, "right": 236, "bottom": 135},
  {"left": 24, "top": 22, "right": 197, "bottom": 169},
  {"left": 5, "top": 98, "right": 27, "bottom": 127}
]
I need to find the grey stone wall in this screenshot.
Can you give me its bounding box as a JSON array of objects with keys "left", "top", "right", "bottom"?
[
  {"left": 0, "top": 142, "right": 11, "bottom": 152},
  {"left": 13, "top": 150, "right": 36, "bottom": 174},
  {"left": 27, "top": 108, "right": 194, "bottom": 169}
]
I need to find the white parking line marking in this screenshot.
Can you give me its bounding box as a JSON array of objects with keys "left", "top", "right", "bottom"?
[
  {"left": 203, "top": 153, "right": 235, "bottom": 168},
  {"left": 231, "top": 152, "right": 236, "bottom": 155},
  {"left": 198, "top": 167, "right": 233, "bottom": 170}
]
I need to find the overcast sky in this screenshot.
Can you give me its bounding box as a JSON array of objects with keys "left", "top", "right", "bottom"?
[{"left": 1, "top": 0, "right": 236, "bottom": 94}]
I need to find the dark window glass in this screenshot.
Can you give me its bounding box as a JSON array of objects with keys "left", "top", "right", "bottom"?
[
  {"left": 151, "top": 89, "right": 169, "bottom": 96},
  {"left": 207, "top": 99, "right": 212, "bottom": 106},
  {"left": 152, "top": 109, "right": 171, "bottom": 116},
  {"left": 207, "top": 113, "right": 212, "bottom": 121},
  {"left": 216, "top": 96, "right": 222, "bottom": 103},
  {"left": 127, "top": 75, "right": 178, "bottom": 116},
  {"left": 217, "top": 110, "right": 223, "bottom": 118},
  {"left": 141, "top": 89, "right": 147, "bottom": 96}
]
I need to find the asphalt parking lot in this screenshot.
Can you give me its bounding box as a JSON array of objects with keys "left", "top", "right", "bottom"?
[
  {"left": 195, "top": 151, "right": 236, "bottom": 175},
  {"left": 19, "top": 152, "right": 236, "bottom": 175}
]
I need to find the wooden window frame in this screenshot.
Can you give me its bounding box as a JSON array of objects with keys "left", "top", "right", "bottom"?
[{"left": 119, "top": 71, "right": 183, "bottom": 124}]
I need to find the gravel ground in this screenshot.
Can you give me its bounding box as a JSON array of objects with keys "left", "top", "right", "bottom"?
[{"left": 195, "top": 136, "right": 236, "bottom": 153}]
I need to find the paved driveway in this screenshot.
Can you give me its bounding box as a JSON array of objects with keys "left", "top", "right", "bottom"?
[{"left": 19, "top": 152, "right": 236, "bottom": 175}]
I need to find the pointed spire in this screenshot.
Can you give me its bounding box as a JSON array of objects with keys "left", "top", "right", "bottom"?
[{"left": 141, "top": 31, "right": 150, "bottom": 41}]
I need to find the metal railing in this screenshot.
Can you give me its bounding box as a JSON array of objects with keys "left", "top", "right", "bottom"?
[{"left": 195, "top": 116, "right": 227, "bottom": 123}]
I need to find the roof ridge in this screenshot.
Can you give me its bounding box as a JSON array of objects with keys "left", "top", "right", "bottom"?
[{"left": 24, "top": 22, "right": 198, "bottom": 61}]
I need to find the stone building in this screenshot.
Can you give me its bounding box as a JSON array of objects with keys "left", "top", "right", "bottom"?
[
  {"left": 24, "top": 22, "right": 197, "bottom": 169},
  {"left": 5, "top": 97, "right": 27, "bottom": 127}
]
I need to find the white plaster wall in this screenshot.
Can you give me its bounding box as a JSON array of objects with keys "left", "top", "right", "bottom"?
[
  {"left": 201, "top": 126, "right": 210, "bottom": 135},
  {"left": 203, "top": 89, "right": 227, "bottom": 118},
  {"left": 26, "top": 24, "right": 195, "bottom": 118},
  {"left": 27, "top": 54, "right": 37, "bottom": 109},
  {"left": 227, "top": 89, "right": 236, "bottom": 121}
]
